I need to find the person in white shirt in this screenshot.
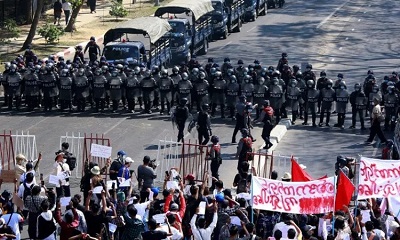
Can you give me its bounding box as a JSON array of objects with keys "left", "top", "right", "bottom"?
[
  {"left": 159, "top": 215, "right": 183, "bottom": 240},
  {"left": 20, "top": 162, "right": 37, "bottom": 185},
  {"left": 61, "top": 0, "right": 72, "bottom": 25},
  {"left": 54, "top": 153, "right": 71, "bottom": 198},
  {"left": 272, "top": 215, "right": 298, "bottom": 239},
  {"left": 1, "top": 203, "right": 23, "bottom": 240},
  {"left": 190, "top": 201, "right": 218, "bottom": 240}
]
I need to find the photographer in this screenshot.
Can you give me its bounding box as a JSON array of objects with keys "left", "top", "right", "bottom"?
[{"left": 137, "top": 156, "right": 157, "bottom": 203}]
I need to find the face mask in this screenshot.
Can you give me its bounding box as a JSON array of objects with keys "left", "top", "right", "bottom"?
[
  {"left": 245, "top": 80, "right": 249, "bottom": 83},
  {"left": 228, "top": 72, "right": 232, "bottom": 76},
  {"left": 373, "top": 89, "right": 378, "bottom": 93},
  {"left": 340, "top": 86, "right": 345, "bottom": 89},
  {"left": 327, "top": 85, "right": 332, "bottom": 89},
  {"left": 239, "top": 64, "right": 243, "bottom": 67},
  {"left": 389, "top": 89, "right": 393, "bottom": 93},
  {"left": 355, "top": 87, "right": 361, "bottom": 91},
  {"left": 393, "top": 75, "right": 397, "bottom": 78},
  {"left": 291, "top": 83, "right": 296, "bottom": 87},
  {"left": 308, "top": 85, "right": 313, "bottom": 88},
  {"left": 273, "top": 81, "right": 278, "bottom": 85},
  {"left": 255, "top": 63, "right": 260, "bottom": 66},
  {"left": 231, "top": 79, "right": 236, "bottom": 83}
]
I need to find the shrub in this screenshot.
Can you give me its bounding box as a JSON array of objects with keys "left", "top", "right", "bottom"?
[
  {"left": 109, "top": 1, "right": 128, "bottom": 20},
  {"left": 38, "top": 24, "right": 64, "bottom": 44}
]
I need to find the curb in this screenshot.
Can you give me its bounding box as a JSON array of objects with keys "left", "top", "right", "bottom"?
[
  {"left": 44, "top": 36, "right": 104, "bottom": 62},
  {"left": 259, "top": 118, "right": 292, "bottom": 153}
]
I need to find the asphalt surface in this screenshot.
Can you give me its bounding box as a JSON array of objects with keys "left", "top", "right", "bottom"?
[{"left": 1, "top": 1, "right": 399, "bottom": 237}]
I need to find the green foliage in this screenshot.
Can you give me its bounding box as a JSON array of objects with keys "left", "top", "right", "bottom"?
[
  {"left": 109, "top": 1, "right": 128, "bottom": 20},
  {"left": 0, "top": 19, "right": 20, "bottom": 44},
  {"left": 38, "top": 24, "right": 65, "bottom": 44},
  {"left": 69, "top": 0, "right": 84, "bottom": 9}
]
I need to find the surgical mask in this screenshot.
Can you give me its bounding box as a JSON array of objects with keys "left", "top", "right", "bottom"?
[
  {"left": 340, "top": 86, "right": 345, "bottom": 89},
  {"left": 273, "top": 81, "right": 278, "bottom": 85},
  {"left": 308, "top": 85, "right": 313, "bottom": 88},
  {"left": 373, "top": 88, "right": 378, "bottom": 93},
  {"left": 389, "top": 89, "right": 393, "bottom": 93},
  {"left": 231, "top": 79, "right": 236, "bottom": 83},
  {"left": 228, "top": 72, "right": 232, "bottom": 76},
  {"left": 245, "top": 79, "right": 249, "bottom": 83},
  {"left": 255, "top": 63, "right": 260, "bottom": 66},
  {"left": 291, "top": 83, "right": 296, "bottom": 87},
  {"left": 238, "top": 64, "right": 243, "bottom": 67},
  {"left": 355, "top": 87, "right": 361, "bottom": 91},
  {"left": 393, "top": 74, "right": 397, "bottom": 78},
  {"left": 327, "top": 85, "right": 332, "bottom": 88}
]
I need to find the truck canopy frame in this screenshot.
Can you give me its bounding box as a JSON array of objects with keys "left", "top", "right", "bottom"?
[
  {"left": 103, "top": 17, "right": 172, "bottom": 45},
  {"left": 154, "top": 0, "right": 214, "bottom": 21}
]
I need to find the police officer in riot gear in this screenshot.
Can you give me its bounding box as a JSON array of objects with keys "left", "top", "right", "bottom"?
[
  {"left": 277, "top": 52, "right": 289, "bottom": 73},
  {"left": 226, "top": 75, "right": 240, "bottom": 119},
  {"left": 134, "top": 66, "right": 144, "bottom": 110},
  {"left": 195, "top": 104, "right": 212, "bottom": 145},
  {"left": 232, "top": 95, "right": 247, "bottom": 143},
  {"left": 58, "top": 68, "right": 73, "bottom": 112},
  {"left": 295, "top": 72, "right": 306, "bottom": 119},
  {"left": 286, "top": 78, "right": 302, "bottom": 124},
  {"left": 2, "top": 63, "right": 11, "bottom": 106},
  {"left": 254, "top": 59, "right": 262, "bottom": 76},
  {"left": 109, "top": 69, "right": 123, "bottom": 112},
  {"left": 303, "top": 80, "right": 319, "bottom": 126},
  {"left": 334, "top": 81, "right": 349, "bottom": 129},
  {"left": 74, "top": 68, "right": 89, "bottom": 112},
  {"left": 158, "top": 69, "right": 174, "bottom": 115},
  {"left": 152, "top": 66, "right": 161, "bottom": 110},
  {"left": 319, "top": 79, "right": 335, "bottom": 127},
  {"left": 23, "top": 65, "right": 41, "bottom": 111},
  {"left": 241, "top": 75, "right": 254, "bottom": 103},
  {"left": 368, "top": 84, "right": 381, "bottom": 119},
  {"left": 6, "top": 64, "right": 22, "bottom": 110},
  {"left": 173, "top": 98, "right": 190, "bottom": 143},
  {"left": 316, "top": 71, "right": 328, "bottom": 113},
  {"left": 211, "top": 71, "right": 226, "bottom": 118},
  {"left": 303, "top": 63, "right": 316, "bottom": 81},
  {"left": 194, "top": 71, "right": 209, "bottom": 112},
  {"left": 221, "top": 57, "right": 231, "bottom": 78},
  {"left": 269, "top": 77, "right": 284, "bottom": 123},
  {"left": 40, "top": 65, "right": 58, "bottom": 112},
  {"left": 253, "top": 77, "right": 268, "bottom": 120},
  {"left": 349, "top": 83, "right": 367, "bottom": 130},
  {"left": 170, "top": 66, "right": 182, "bottom": 105},
  {"left": 124, "top": 68, "right": 141, "bottom": 113},
  {"left": 141, "top": 69, "right": 157, "bottom": 114},
  {"left": 177, "top": 72, "right": 193, "bottom": 111},
  {"left": 383, "top": 86, "right": 399, "bottom": 131},
  {"left": 235, "top": 59, "right": 246, "bottom": 84},
  {"left": 92, "top": 67, "right": 107, "bottom": 112}
]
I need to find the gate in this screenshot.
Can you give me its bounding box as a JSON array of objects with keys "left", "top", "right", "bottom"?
[
  {"left": 83, "top": 133, "right": 111, "bottom": 180},
  {"left": 0, "top": 130, "right": 14, "bottom": 170},
  {"left": 156, "top": 138, "right": 209, "bottom": 184},
  {"left": 247, "top": 151, "right": 274, "bottom": 178},
  {"left": 60, "top": 132, "right": 84, "bottom": 178},
  {"left": 12, "top": 131, "right": 39, "bottom": 174}
]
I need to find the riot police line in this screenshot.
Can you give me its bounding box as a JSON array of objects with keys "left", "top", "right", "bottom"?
[{"left": 1, "top": 53, "right": 399, "bottom": 133}]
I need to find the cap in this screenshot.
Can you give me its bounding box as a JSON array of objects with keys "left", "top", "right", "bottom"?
[
  {"left": 26, "top": 162, "right": 34, "bottom": 169},
  {"left": 170, "top": 203, "right": 179, "bottom": 211},
  {"left": 91, "top": 166, "right": 100, "bottom": 175},
  {"left": 282, "top": 172, "right": 292, "bottom": 180},
  {"left": 303, "top": 225, "right": 316, "bottom": 232},
  {"left": 125, "top": 157, "right": 134, "bottom": 163},
  {"left": 151, "top": 187, "right": 159, "bottom": 196},
  {"left": 185, "top": 174, "right": 195, "bottom": 181},
  {"left": 215, "top": 193, "right": 225, "bottom": 203}
]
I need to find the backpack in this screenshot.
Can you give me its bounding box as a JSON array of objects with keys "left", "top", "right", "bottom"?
[
  {"left": 212, "top": 144, "right": 222, "bottom": 164},
  {"left": 237, "top": 173, "right": 249, "bottom": 193},
  {"left": 23, "top": 183, "right": 34, "bottom": 200},
  {"left": 65, "top": 153, "right": 77, "bottom": 171}
]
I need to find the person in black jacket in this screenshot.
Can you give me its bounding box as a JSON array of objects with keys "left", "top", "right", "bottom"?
[
  {"left": 36, "top": 200, "right": 57, "bottom": 240},
  {"left": 84, "top": 37, "right": 101, "bottom": 63}
]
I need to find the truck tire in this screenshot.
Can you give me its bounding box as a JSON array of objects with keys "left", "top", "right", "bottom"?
[
  {"left": 234, "top": 19, "right": 242, "bottom": 32},
  {"left": 200, "top": 39, "right": 208, "bottom": 55},
  {"left": 222, "top": 26, "right": 228, "bottom": 39}
]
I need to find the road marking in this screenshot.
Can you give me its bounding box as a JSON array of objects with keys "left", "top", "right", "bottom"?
[
  {"left": 339, "top": 47, "right": 343, "bottom": 50},
  {"left": 352, "top": 28, "right": 354, "bottom": 31},
  {"left": 358, "top": 19, "right": 361, "bottom": 22},
  {"left": 104, "top": 118, "right": 127, "bottom": 135},
  {"left": 316, "top": 0, "right": 351, "bottom": 29},
  {"left": 345, "top": 37, "right": 348, "bottom": 40},
  {"left": 331, "top": 58, "right": 335, "bottom": 61},
  {"left": 219, "top": 41, "right": 232, "bottom": 50},
  {"left": 247, "top": 26, "right": 257, "bottom": 32},
  {"left": 26, "top": 117, "right": 50, "bottom": 131}
]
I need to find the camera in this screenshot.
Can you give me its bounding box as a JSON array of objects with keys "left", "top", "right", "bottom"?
[{"left": 149, "top": 159, "right": 157, "bottom": 169}]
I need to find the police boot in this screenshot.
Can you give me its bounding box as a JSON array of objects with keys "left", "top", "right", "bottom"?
[
  {"left": 138, "top": 97, "right": 144, "bottom": 110},
  {"left": 303, "top": 111, "right": 308, "bottom": 125},
  {"left": 166, "top": 102, "right": 171, "bottom": 114},
  {"left": 229, "top": 107, "right": 235, "bottom": 119},
  {"left": 256, "top": 108, "right": 260, "bottom": 120},
  {"left": 292, "top": 111, "right": 297, "bottom": 125},
  {"left": 7, "top": 96, "right": 13, "bottom": 110},
  {"left": 299, "top": 106, "right": 304, "bottom": 119},
  {"left": 220, "top": 104, "right": 225, "bottom": 118},
  {"left": 311, "top": 113, "right": 317, "bottom": 127},
  {"left": 160, "top": 101, "right": 165, "bottom": 115},
  {"left": 326, "top": 112, "right": 331, "bottom": 127}
]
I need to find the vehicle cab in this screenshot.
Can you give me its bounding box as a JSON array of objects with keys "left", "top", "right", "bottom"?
[
  {"left": 103, "top": 41, "right": 147, "bottom": 64},
  {"left": 168, "top": 18, "right": 193, "bottom": 62},
  {"left": 210, "top": 0, "right": 228, "bottom": 36}
]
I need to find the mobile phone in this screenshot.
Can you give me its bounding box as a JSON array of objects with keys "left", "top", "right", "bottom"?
[{"left": 112, "top": 182, "right": 116, "bottom": 189}]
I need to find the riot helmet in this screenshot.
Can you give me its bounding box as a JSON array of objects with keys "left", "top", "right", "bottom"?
[
  {"left": 307, "top": 80, "right": 315, "bottom": 89},
  {"left": 199, "top": 71, "right": 206, "bottom": 80},
  {"left": 181, "top": 72, "right": 189, "bottom": 80},
  {"left": 161, "top": 69, "right": 168, "bottom": 77}
]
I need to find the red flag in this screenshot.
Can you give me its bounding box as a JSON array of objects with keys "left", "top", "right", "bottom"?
[
  {"left": 291, "top": 158, "right": 313, "bottom": 182},
  {"left": 335, "top": 170, "right": 355, "bottom": 211}
]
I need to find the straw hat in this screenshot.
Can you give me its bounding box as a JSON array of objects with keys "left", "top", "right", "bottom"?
[
  {"left": 91, "top": 166, "right": 101, "bottom": 175},
  {"left": 282, "top": 172, "right": 292, "bottom": 180}
]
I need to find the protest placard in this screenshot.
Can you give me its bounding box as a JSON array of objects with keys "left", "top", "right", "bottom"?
[
  {"left": 358, "top": 157, "right": 400, "bottom": 199},
  {"left": 49, "top": 175, "right": 60, "bottom": 185},
  {"left": 60, "top": 197, "right": 72, "bottom": 207},
  {"left": 90, "top": 143, "right": 112, "bottom": 158},
  {"left": 252, "top": 176, "right": 335, "bottom": 214}
]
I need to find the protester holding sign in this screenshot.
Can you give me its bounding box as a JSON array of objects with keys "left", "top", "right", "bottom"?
[{"left": 54, "top": 153, "right": 71, "bottom": 198}]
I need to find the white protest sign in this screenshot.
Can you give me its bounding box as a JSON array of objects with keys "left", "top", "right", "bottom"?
[
  {"left": 252, "top": 176, "right": 336, "bottom": 214},
  {"left": 49, "top": 175, "right": 60, "bottom": 185},
  {"left": 153, "top": 214, "right": 166, "bottom": 224},
  {"left": 358, "top": 157, "right": 400, "bottom": 199},
  {"left": 90, "top": 143, "right": 112, "bottom": 158},
  {"left": 108, "top": 223, "right": 117, "bottom": 233},
  {"left": 107, "top": 180, "right": 117, "bottom": 190},
  {"left": 93, "top": 186, "right": 103, "bottom": 194},
  {"left": 60, "top": 197, "right": 72, "bottom": 207},
  {"left": 199, "top": 201, "right": 206, "bottom": 215},
  {"left": 361, "top": 210, "right": 371, "bottom": 223},
  {"left": 166, "top": 181, "right": 179, "bottom": 190},
  {"left": 119, "top": 179, "right": 131, "bottom": 187}
]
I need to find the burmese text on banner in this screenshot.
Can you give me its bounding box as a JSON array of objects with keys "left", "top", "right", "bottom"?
[
  {"left": 251, "top": 176, "right": 336, "bottom": 214},
  {"left": 358, "top": 157, "right": 400, "bottom": 200}
]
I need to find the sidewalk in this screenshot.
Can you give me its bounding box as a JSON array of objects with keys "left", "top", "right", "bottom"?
[{"left": 0, "top": 0, "right": 167, "bottom": 63}]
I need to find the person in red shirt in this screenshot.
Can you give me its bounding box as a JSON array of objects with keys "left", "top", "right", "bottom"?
[
  {"left": 257, "top": 100, "right": 275, "bottom": 149},
  {"left": 164, "top": 189, "right": 186, "bottom": 229},
  {"left": 54, "top": 200, "right": 79, "bottom": 240}
]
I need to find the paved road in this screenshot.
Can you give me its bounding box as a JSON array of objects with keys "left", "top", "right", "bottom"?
[{"left": 1, "top": 0, "right": 398, "bottom": 212}]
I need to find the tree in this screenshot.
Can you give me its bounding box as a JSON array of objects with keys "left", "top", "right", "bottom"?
[
  {"left": 65, "top": 0, "right": 84, "bottom": 32},
  {"left": 26, "top": 0, "right": 33, "bottom": 24},
  {"left": 21, "top": 0, "right": 44, "bottom": 50}
]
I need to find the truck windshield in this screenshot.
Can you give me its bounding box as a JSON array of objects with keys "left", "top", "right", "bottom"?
[
  {"left": 169, "top": 21, "right": 186, "bottom": 34},
  {"left": 103, "top": 45, "right": 139, "bottom": 61},
  {"left": 212, "top": 1, "right": 223, "bottom": 12}
]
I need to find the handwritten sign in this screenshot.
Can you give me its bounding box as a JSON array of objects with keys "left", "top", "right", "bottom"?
[
  {"left": 49, "top": 175, "right": 60, "bottom": 185},
  {"left": 90, "top": 143, "right": 112, "bottom": 158},
  {"left": 251, "top": 176, "right": 335, "bottom": 214},
  {"left": 12, "top": 193, "right": 24, "bottom": 209},
  {"left": 357, "top": 157, "right": 400, "bottom": 199},
  {"left": 60, "top": 197, "right": 72, "bottom": 207}
]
